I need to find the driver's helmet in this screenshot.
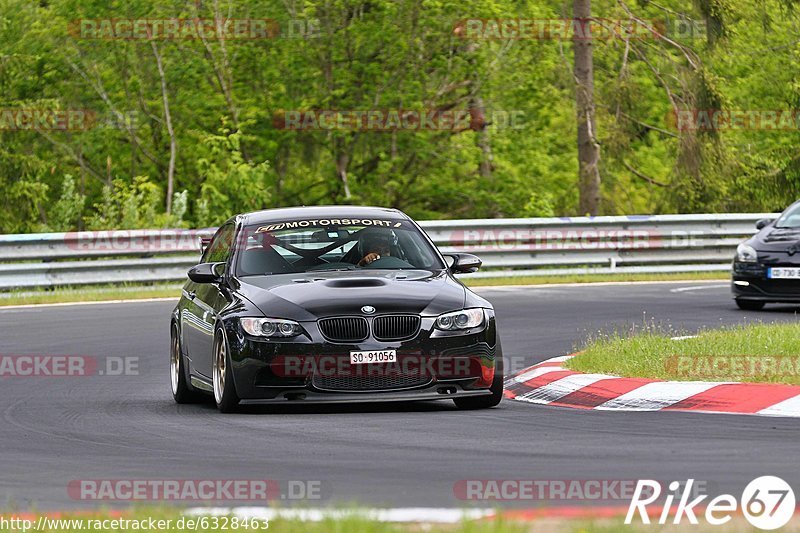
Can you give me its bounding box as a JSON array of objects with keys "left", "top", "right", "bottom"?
[{"left": 358, "top": 230, "right": 393, "bottom": 258}]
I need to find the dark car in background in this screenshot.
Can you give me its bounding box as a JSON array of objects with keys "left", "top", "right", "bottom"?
[
  {"left": 732, "top": 201, "right": 800, "bottom": 310},
  {"left": 170, "top": 205, "right": 503, "bottom": 412}
]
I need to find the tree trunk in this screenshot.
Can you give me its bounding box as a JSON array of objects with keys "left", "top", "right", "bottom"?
[
  {"left": 573, "top": 0, "right": 601, "bottom": 215},
  {"left": 465, "top": 43, "right": 493, "bottom": 184},
  {"left": 472, "top": 95, "right": 493, "bottom": 181},
  {"left": 335, "top": 148, "right": 351, "bottom": 200},
  {"left": 151, "top": 42, "right": 176, "bottom": 215}
]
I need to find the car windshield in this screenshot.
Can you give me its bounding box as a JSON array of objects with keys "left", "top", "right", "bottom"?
[
  {"left": 774, "top": 203, "right": 800, "bottom": 228},
  {"left": 234, "top": 219, "right": 445, "bottom": 276}
]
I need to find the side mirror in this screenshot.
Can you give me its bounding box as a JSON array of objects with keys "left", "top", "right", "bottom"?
[
  {"left": 444, "top": 253, "right": 482, "bottom": 274},
  {"left": 755, "top": 218, "right": 774, "bottom": 230},
  {"left": 188, "top": 262, "right": 225, "bottom": 284}
]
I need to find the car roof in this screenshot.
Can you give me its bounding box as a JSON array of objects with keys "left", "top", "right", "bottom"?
[{"left": 238, "top": 205, "right": 410, "bottom": 226}]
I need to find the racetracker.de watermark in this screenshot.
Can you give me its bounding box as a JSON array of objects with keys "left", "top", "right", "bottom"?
[
  {"left": 272, "top": 355, "right": 530, "bottom": 382},
  {"left": 666, "top": 355, "right": 800, "bottom": 379},
  {"left": 272, "top": 109, "right": 526, "bottom": 131},
  {"left": 68, "top": 18, "right": 320, "bottom": 40},
  {"left": 0, "top": 356, "right": 138, "bottom": 377},
  {"left": 444, "top": 228, "right": 707, "bottom": 251},
  {"left": 454, "top": 18, "right": 706, "bottom": 40},
  {"left": 271, "top": 354, "right": 491, "bottom": 380},
  {"left": 0, "top": 109, "right": 140, "bottom": 132},
  {"left": 454, "top": 479, "right": 711, "bottom": 502},
  {"left": 63, "top": 229, "right": 215, "bottom": 253},
  {"left": 670, "top": 109, "right": 800, "bottom": 131},
  {"left": 1, "top": 109, "right": 91, "bottom": 131},
  {"left": 68, "top": 479, "right": 326, "bottom": 501}
]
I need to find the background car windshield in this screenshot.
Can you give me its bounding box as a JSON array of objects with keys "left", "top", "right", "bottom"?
[
  {"left": 775, "top": 203, "right": 800, "bottom": 228},
  {"left": 235, "top": 223, "right": 444, "bottom": 275}
]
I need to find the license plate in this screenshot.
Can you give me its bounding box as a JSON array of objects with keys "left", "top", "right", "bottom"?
[
  {"left": 768, "top": 267, "right": 800, "bottom": 279},
  {"left": 350, "top": 350, "right": 397, "bottom": 364}
]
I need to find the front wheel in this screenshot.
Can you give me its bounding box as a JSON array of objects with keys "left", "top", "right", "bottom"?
[
  {"left": 454, "top": 342, "right": 504, "bottom": 410},
  {"left": 213, "top": 327, "right": 240, "bottom": 413},
  {"left": 170, "top": 325, "right": 203, "bottom": 404},
  {"left": 736, "top": 299, "right": 765, "bottom": 311}
]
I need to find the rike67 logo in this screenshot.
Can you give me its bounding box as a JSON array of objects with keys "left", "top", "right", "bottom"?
[{"left": 626, "top": 476, "right": 795, "bottom": 530}]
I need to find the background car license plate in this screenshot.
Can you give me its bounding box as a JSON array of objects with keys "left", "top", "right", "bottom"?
[
  {"left": 768, "top": 267, "right": 800, "bottom": 279},
  {"left": 350, "top": 350, "right": 397, "bottom": 364}
]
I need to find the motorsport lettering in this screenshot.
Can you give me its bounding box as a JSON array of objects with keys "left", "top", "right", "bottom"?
[{"left": 256, "top": 219, "right": 403, "bottom": 232}]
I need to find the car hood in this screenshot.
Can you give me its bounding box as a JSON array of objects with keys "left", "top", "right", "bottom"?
[
  {"left": 751, "top": 226, "right": 800, "bottom": 253},
  {"left": 235, "top": 269, "right": 468, "bottom": 320}
]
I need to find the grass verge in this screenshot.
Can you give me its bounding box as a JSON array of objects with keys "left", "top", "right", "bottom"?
[
  {"left": 0, "top": 508, "right": 524, "bottom": 533},
  {"left": 567, "top": 322, "right": 800, "bottom": 385},
  {"left": 0, "top": 284, "right": 181, "bottom": 307},
  {"left": 0, "top": 508, "right": 785, "bottom": 532}
]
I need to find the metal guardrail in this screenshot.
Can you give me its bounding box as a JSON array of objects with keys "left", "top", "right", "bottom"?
[{"left": 0, "top": 214, "right": 776, "bottom": 289}]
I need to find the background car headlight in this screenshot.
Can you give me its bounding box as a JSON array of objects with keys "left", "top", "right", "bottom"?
[
  {"left": 434, "top": 308, "right": 485, "bottom": 331},
  {"left": 240, "top": 317, "right": 303, "bottom": 337},
  {"left": 736, "top": 243, "right": 758, "bottom": 263}
]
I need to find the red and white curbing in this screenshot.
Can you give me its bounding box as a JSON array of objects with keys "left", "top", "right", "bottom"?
[{"left": 504, "top": 355, "right": 800, "bottom": 418}]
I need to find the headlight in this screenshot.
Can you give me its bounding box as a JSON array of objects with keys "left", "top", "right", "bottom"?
[
  {"left": 736, "top": 243, "right": 758, "bottom": 263},
  {"left": 434, "top": 308, "right": 485, "bottom": 331},
  {"left": 240, "top": 317, "right": 303, "bottom": 337}
]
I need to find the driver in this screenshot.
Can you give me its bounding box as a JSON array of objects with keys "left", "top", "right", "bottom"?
[{"left": 358, "top": 233, "right": 392, "bottom": 266}]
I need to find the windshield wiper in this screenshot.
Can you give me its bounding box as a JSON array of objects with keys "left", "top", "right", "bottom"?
[{"left": 308, "top": 266, "right": 356, "bottom": 272}]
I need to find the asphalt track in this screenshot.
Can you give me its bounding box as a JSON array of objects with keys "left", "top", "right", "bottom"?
[{"left": 1, "top": 281, "right": 799, "bottom": 510}]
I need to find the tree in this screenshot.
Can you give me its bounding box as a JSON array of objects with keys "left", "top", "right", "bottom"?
[{"left": 573, "top": 0, "right": 602, "bottom": 215}]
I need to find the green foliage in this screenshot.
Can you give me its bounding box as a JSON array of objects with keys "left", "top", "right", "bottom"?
[
  {"left": 44, "top": 174, "right": 85, "bottom": 231},
  {"left": 522, "top": 192, "right": 556, "bottom": 217},
  {"left": 1, "top": 0, "right": 800, "bottom": 232},
  {"left": 84, "top": 176, "right": 184, "bottom": 229},
  {"left": 195, "top": 129, "right": 272, "bottom": 226}
]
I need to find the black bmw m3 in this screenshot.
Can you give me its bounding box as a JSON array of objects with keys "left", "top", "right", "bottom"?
[
  {"left": 732, "top": 201, "right": 800, "bottom": 310},
  {"left": 170, "top": 206, "right": 503, "bottom": 412}
]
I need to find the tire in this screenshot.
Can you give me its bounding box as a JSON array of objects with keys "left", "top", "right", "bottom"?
[
  {"left": 736, "top": 299, "right": 765, "bottom": 311},
  {"left": 170, "top": 325, "right": 204, "bottom": 404},
  {"left": 212, "top": 327, "right": 240, "bottom": 413},
  {"left": 454, "top": 341, "right": 504, "bottom": 410}
]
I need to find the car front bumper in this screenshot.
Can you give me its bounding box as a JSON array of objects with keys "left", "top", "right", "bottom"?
[
  {"left": 222, "top": 313, "right": 500, "bottom": 400},
  {"left": 732, "top": 261, "right": 800, "bottom": 302},
  {"left": 239, "top": 382, "right": 492, "bottom": 405}
]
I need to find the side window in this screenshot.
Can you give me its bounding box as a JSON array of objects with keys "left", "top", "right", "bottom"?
[{"left": 202, "top": 223, "right": 236, "bottom": 264}]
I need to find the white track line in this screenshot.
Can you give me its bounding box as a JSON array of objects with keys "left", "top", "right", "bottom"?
[
  {"left": 669, "top": 284, "right": 728, "bottom": 293},
  {"left": 473, "top": 279, "right": 727, "bottom": 292}
]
